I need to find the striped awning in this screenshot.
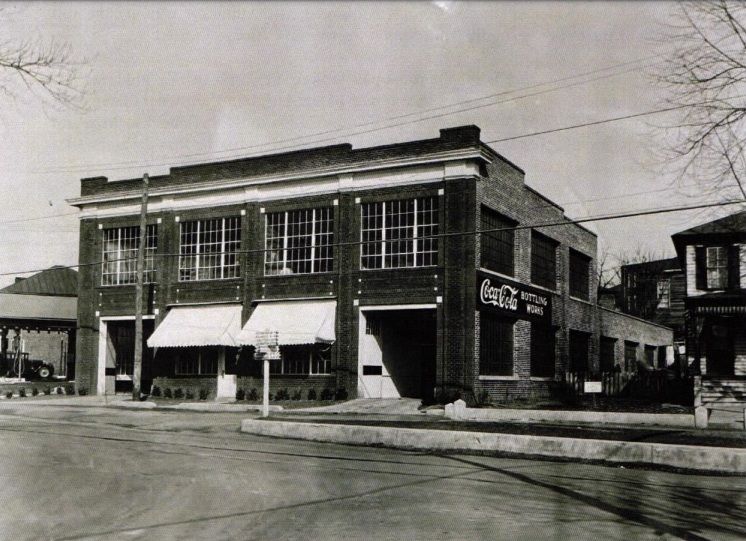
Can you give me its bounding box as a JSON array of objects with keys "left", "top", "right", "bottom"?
[
  {"left": 147, "top": 304, "right": 242, "bottom": 348},
  {"left": 237, "top": 300, "right": 336, "bottom": 346},
  {"left": 693, "top": 305, "right": 746, "bottom": 316}
]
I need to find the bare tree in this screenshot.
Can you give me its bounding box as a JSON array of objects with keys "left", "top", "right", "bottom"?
[
  {"left": 0, "top": 8, "right": 86, "bottom": 109},
  {"left": 656, "top": 1, "right": 746, "bottom": 201}
]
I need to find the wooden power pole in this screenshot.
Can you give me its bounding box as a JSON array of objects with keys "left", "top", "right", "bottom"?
[{"left": 133, "top": 173, "right": 149, "bottom": 400}]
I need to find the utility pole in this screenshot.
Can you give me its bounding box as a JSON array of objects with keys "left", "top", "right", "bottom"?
[{"left": 132, "top": 173, "right": 149, "bottom": 400}]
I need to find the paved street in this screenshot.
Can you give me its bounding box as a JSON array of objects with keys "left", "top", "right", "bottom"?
[{"left": 0, "top": 404, "right": 744, "bottom": 541}]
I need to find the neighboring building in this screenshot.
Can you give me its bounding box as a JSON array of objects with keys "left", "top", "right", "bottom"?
[
  {"left": 619, "top": 257, "right": 686, "bottom": 350},
  {"left": 0, "top": 266, "right": 78, "bottom": 378},
  {"left": 672, "top": 209, "right": 746, "bottom": 406},
  {"left": 68, "top": 125, "right": 672, "bottom": 402}
]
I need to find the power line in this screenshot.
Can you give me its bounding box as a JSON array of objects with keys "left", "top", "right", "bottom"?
[
  {"left": 1, "top": 198, "right": 742, "bottom": 278},
  {"left": 34, "top": 56, "right": 667, "bottom": 175}
]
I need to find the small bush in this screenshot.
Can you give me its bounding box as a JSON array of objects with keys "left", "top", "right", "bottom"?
[
  {"left": 18, "top": 388, "right": 26, "bottom": 398},
  {"left": 173, "top": 388, "right": 184, "bottom": 399},
  {"left": 198, "top": 388, "right": 209, "bottom": 400},
  {"left": 43, "top": 387, "right": 51, "bottom": 396},
  {"left": 185, "top": 389, "right": 195, "bottom": 400},
  {"left": 78, "top": 388, "right": 88, "bottom": 396},
  {"left": 307, "top": 388, "right": 317, "bottom": 401},
  {"left": 268, "top": 392, "right": 274, "bottom": 401},
  {"left": 275, "top": 388, "right": 289, "bottom": 401},
  {"left": 291, "top": 389, "right": 302, "bottom": 401},
  {"left": 236, "top": 388, "right": 246, "bottom": 401},
  {"left": 248, "top": 388, "right": 259, "bottom": 401},
  {"left": 31, "top": 388, "right": 39, "bottom": 397},
  {"left": 5, "top": 391, "right": 12, "bottom": 399},
  {"left": 320, "top": 388, "right": 334, "bottom": 401},
  {"left": 56, "top": 386, "right": 64, "bottom": 395},
  {"left": 163, "top": 388, "right": 173, "bottom": 399},
  {"left": 475, "top": 389, "right": 491, "bottom": 407},
  {"left": 151, "top": 385, "right": 162, "bottom": 397},
  {"left": 335, "top": 388, "right": 348, "bottom": 401},
  {"left": 64, "top": 383, "right": 75, "bottom": 396}
]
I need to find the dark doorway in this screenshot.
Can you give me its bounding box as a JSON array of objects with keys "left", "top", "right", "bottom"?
[
  {"left": 705, "top": 319, "right": 734, "bottom": 376},
  {"left": 108, "top": 320, "right": 155, "bottom": 393}
]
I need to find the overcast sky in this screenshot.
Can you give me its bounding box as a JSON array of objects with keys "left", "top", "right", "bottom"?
[{"left": 0, "top": 1, "right": 740, "bottom": 287}]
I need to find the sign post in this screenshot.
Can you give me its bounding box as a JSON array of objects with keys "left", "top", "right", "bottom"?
[{"left": 255, "top": 330, "right": 279, "bottom": 418}]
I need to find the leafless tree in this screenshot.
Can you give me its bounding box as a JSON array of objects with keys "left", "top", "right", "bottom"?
[
  {"left": 0, "top": 8, "right": 86, "bottom": 109},
  {"left": 655, "top": 1, "right": 746, "bottom": 202}
]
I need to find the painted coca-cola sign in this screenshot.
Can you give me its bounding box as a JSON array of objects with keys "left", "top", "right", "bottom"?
[{"left": 476, "top": 271, "right": 551, "bottom": 323}]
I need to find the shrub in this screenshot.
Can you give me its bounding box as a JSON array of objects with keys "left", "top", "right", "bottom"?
[
  {"left": 275, "top": 388, "right": 290, "bottom": 401},
  {"left": 43, "top": 387, "right": 51, "bottom": 396},
  {"left": 78, "top": 388, "right": 88, "bottom": 396},
  {"left": 56, "top": 386, "right": 64, "bottom": 395},
  {"left": 335, "top": 388, "right": 348, "bottom": 401},
  {"left": 64, "top": 383, "right": 75, "bottom": 396},
  {"left": 31, "top": 388, "right": 39, "bottom": 397},
  {"left": 247, "top": 388, "right": 259, "bottom": 401},
  {"left": 475, "top": 389, "right": 491, "bottom": 407},
  {"left": 236, "top": 388, "right": 246, "bottom": 401},
  {"left": 173, "top": 388, "right": 184, "bottom": 399},
  {"left": 5, "top": 391, "right": 12, "bottom": 399},
  {"left": 291, "top": 389, "right": 302, "bottom": 401},
  {"left": 268, "top": 392, "right": 274, "bottom": 401},
  {"left": 185, "top": 389, "right": 195, "bottom": 400},
  {"left": 163, "top": 388, "right": 173, "bottom": 399},
  {"left": 320, "top": 388, "right": 334, "bottom": 401},
  {"left": 307, "top": 388, "right": 317, "bottom": 401},
  {"left": 151, "top": 385, "right": 162, "bottom": 397},
  {"left": 18, "top": 388, "right": 26, "bottom": 398},
  {"left": 199, "top": 388, "right": 209, "bottom": 400}
]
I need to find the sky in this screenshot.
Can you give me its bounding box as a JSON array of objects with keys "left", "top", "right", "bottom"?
[{"left": 0, "top": 1, "right": 742, "bottom": 288}]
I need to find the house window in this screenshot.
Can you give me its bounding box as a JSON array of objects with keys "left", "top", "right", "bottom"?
[
  {"left": 531, "top": 231, "right": 557, "bottom": 289},
  {"left": 175, "top": 348, "right": 218, "bottom": 375},
  {"left": 624, "top": 341, "right": 638, "bottom": 372},
  {"left": 480, "top": 207, "right": 515, "bottom": 276},
  {"left": 644, "top": 345, "right": 656, "bottom": 367},
  {"left": 706, "top": 246, "right": 728, "bottom": 289},
  {"left": 479, "top": 313, "right": 514, "bottom": 376},
  {"left": 600, "top": 336, "right": 616, "bottom": 372},
  {"left": 569, "top": 330, "right": 590, "bottom": 372},
  {"left": 360, "top": 197, "right": 438, "bottom": 269},
  {"left": 657, "top": 278, "right": 670, "bottom": 308},
  {"left": 102, "top": 225, "right": 157, "bottom": 286},
  {"left": 179, "top": 217, "right": 241, "bottom": 281},
  {"left": 269, "top": 345, "right": 332, "bottom": 375},
  {"left": 530, "top": 324, "right": 555, "bottom": 377},
  {"left": 569, "top": 249, "right": 590, "bottom": 300},
  {"left": 265, "top": 208, "right": 333, "bottom": 275}
]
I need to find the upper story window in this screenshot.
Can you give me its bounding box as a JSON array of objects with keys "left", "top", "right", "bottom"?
[
  {"left": 360, "top": 197, "right": 438, "bottom": 269},
  {"left": 179, "top": 217, "right": 241, "bottom": 281},
  {"left": 569, "top": 249, "right": 591, "bottom": 300},
  {"left": 102, "top": 225, "right": 157, "bottom": 286},
  {"left": 531, "top": 231, "right": 557, "bottom": 289},
  {"left": 480, "top": 207, "right": 515, "bottom": 276},
  {"left": 706, "top": 246, "right": 728, "bottom": 289},
  {"left": 657, "top": 278, "right": 671, "bottom": 308},
  {"left": 696, "top": 245, "right": 741, "bottom": 290},
  {"left": 265, "top": 208, "right": 333, "bottom": 275}
]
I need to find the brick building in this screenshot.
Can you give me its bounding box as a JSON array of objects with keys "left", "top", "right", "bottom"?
[{"left": 69, "top": 125, "right": 671, "bottom": 402}]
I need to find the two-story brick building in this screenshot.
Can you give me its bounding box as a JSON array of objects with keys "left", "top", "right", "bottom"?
[
  {"left": 69, "top": 125, "right": 672, "bottom": 403},
  {"left": 672, "top": 209, "right": 746, "bottom": 406}
]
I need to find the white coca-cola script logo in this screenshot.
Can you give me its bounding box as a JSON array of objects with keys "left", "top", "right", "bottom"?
[{"left": 479, "top": 279, "right": 519, "bottom": 311}]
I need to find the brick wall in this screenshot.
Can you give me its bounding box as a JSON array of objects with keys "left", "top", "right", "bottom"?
[{"left": 598, "top": 307, "right": 673, "bottom": 371}]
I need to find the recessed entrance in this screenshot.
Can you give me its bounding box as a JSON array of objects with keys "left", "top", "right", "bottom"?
[
  {"left": 358, "top": 308, "right": 436, "bottom": 400},
  {"left": 99, "top": 319, "right": 154, "bottom": 394}
]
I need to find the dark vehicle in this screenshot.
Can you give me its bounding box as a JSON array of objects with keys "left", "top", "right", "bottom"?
[{"left": 6, "top": 359, "right": 55, "bottom": 380}]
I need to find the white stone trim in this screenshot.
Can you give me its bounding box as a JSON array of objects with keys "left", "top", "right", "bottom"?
[{"left": 359, "top": 303, "right": 437, "bottom": 311}]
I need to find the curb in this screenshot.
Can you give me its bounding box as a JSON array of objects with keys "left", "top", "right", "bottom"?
[{"left": 240, "top": 419, "right": 746, "bottom": 474}]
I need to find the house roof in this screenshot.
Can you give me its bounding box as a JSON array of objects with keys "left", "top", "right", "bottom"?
[
  {"left": 0, "top": 293, "right": 77, "bottom": 322},
  {"left": 622, "top": 257, "right": 681, "bottom": 273},
  {"left": 0, "top": 266, "right": 78, "bottom": 297},
  {"left": 672, "top": 209, "right": 746, "bottom": 237}
]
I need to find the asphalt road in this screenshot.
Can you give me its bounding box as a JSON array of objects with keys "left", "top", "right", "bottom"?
[{"left": 0, "top": 404, "right": 744, "bottom": 541}]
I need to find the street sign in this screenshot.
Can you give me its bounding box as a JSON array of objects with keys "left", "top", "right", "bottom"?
[{"left": 583, "top": 381, "right": 602, "bottom": 394}]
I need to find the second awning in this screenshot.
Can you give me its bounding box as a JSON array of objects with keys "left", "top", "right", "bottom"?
[
  {"left": 237, "top": 299, "right": 336, "bottom": 346},
  {"left": 147, "top": 304, "right": 242, "bottom": 348}
]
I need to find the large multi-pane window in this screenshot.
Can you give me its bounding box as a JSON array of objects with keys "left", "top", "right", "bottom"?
[
  {"left": 531, "top": 231, "right": 557, "bottom": 289},
  {"left": 269, "top": 345, "right": 332, "bottom": 376},
  {"left": 265, "top": 208, "right": 333, "bottom": 275},
  {"left": 569, "top": 330, "right": 590, "bottom": 372},
  {"left": 706, "top": 246, "right": 728, "bottom": 289},
  {"left": 175, "top": 347, "right": 218, "bottom": 375},
  {"left": 530, "top": 324, "right": 555, "bottom": 377},
  {"left": 179, "top": 217, "right": 241, "bottom": 281},
  {"left": 102, "top": 225, "right": 157, "bottom": 286},
  {"left": 480, "top": 207, "right": 515, "bottom": 276},
  {"left": 479, "top": 313, "right": 514, "bottom": 376},
  {"left": 600, "top": 336, "right": 617, "bottom": 372},
  {"left": 360, "top": 197, "right": 438, "bottom": 269},
  {"left": 569, "top": 249, "right": 590, "bottom": 300}
]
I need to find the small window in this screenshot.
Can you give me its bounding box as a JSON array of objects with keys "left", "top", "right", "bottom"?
[
  {"left": 569, "top": 249, "right": 590, "bottom": 300},
  {"left": 531, "top": 231, "right": 557, "bottom": 290},
  {"left": 480, "top": 313, "right": 514, "bottom": 376},
  {"left": 624, "top": 341, "right": 638, "bottom": 372},
  {"left": 706, "top": 246, "right": 728, "bottom": 289},
  {"left": 657, "top": 278, "right": 670, "bottom": 308},
  {"left": 569, "top": 330, "right": 590, "bottom": 372},
  {"left": 644, "top": 345, "right": 656, "bottom": 367},
  {"left": 480, "top": 207, "right": 515, "bottom": 276}
]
